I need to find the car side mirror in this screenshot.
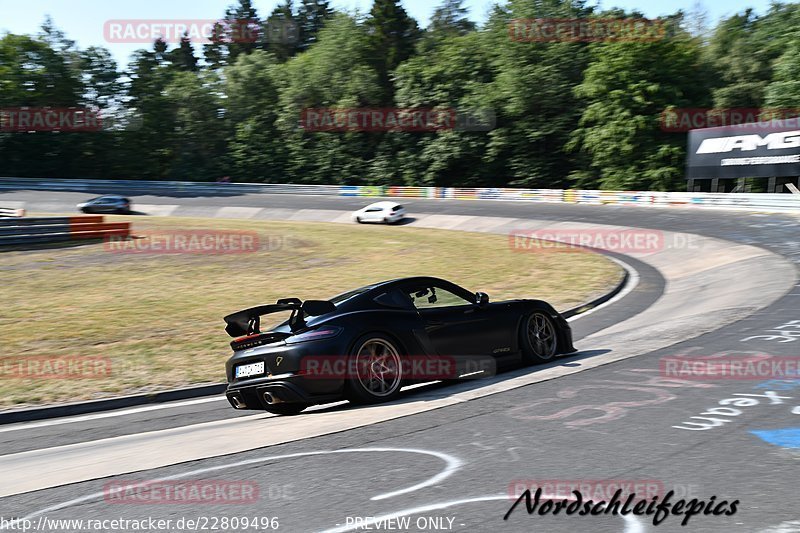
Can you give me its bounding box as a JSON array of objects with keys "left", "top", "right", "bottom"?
[{"left": 475, "top": 292, "right": 489, "bottom": 307}]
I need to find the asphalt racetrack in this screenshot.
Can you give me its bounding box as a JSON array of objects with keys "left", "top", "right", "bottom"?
[{"left": 1, "top": 186, "right": 800, "bottom": 533}]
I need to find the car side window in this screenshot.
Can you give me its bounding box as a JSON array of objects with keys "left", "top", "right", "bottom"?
[
  {"left": 407, "top": 286, "right": 471, "bottom": 309},
  {"left": 365, "top": 207, "right": 382, "bottom": 212}
]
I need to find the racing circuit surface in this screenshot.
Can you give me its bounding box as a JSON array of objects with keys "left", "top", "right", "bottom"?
[{"left": 2, "top": 187, "right": 800, "bottom": 533}]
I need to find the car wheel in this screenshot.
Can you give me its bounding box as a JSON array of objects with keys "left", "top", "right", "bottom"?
[
  {"left": 356, "top": 216, "right": 363, "bottom": 224},
  {"left": 264, "top": 403, "right": 308, "bottom": 416},
  {"left": 521, "top": 311, "right": 558, "bottom": 365},
  {"left": 346, "top": 334, "right": 404, "bottom": 404},
  {"left": 383, "top": 217, "right": 390, "bottom": 224}
]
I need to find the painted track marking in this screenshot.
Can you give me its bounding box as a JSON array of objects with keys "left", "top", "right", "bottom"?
[{"left": 0, "top": 447, "right": 462, "bottom": 530}]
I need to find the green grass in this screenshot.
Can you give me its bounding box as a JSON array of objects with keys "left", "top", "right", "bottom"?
[{"left": 0, "top": 216, "right": 622, "bottom": 408}]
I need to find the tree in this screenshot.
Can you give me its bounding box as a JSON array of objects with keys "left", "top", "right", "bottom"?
[
  {"left": 202, "top": 0, "right": 260, "bottom": 69},
  {"left": 428, "top": 0, "right": 476, "bottom": 38},
  {"left": 277, "top": 13, "right": 383, "bottom": 183},
  {"left": 165, "top": 71, "right": 225, "bottom": 179},
  {"left": 365, "top": 0, "right": 420, "bottom": 103},
  {"left": 393, "top": 32, "right": 494, "bottom": 186},
  {"left": 764, "top": 38, "right": 800, "bottom": 107},
  {"left": 263, "top": 0, "right": 299, "bottom": 61},
  {"left": 168, "top": 33, "right": 199, "bottom": 71},
  {"left": 704, "top": 10, "right": 770, "bottom": 108},
  {"left": 0, "top": 31, "right": 85, "bottom": 177},
  {"left": 121, "top": 42, "right": 179, "bottom": 179},
  {"left": 569, "top": 17, "right": 708, "bottom": 190},
  {"left": 296, "top": 0, "right": 335, "bottom": 52},
  {"left": 225, "top": 51, "right": 285, "bottom": 181},
  {"left": 474, "top": 0, "right": 594, "bottom": 188},
  {"left": 226, "top": 0, "right": 261, "bottom": 63}
]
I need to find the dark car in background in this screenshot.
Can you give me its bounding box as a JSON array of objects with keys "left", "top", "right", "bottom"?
[
  {"left": 223, "top": 276, "right": 575, "bottom": 415},
  {"left": 77, "top": 195, "right": 131, "bottom": 214}
]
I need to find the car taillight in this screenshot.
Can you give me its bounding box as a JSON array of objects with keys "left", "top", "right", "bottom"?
[{"left": 285, "top": 327, "right": 342, "bottom": 344}]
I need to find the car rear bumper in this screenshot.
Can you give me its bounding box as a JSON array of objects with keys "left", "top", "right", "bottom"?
[
  {"left": 225, "top": 340, "right": 351, "bottom": 409},
  {"left": 226, "top": 377, "right": 342, "bottom": 410}
]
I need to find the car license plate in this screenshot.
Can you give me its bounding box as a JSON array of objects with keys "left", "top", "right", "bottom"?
[{"left": 235, "top": 361, "right": 265, "bottom": 378}]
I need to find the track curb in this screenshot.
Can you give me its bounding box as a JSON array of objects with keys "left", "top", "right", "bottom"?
[
  {"left": 0, "top": 384, "right": 226, "bottom": 425},
  {"left": 0, "top": 267, "right": 631, "bottom": 425}
]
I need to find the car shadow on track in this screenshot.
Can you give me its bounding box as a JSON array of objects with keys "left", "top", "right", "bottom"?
[{"left": 298, "top": 349, "right": 613, "bottom": 416}]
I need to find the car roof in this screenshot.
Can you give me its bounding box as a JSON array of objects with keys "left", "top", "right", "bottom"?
[
  {"left": 351, "top": 276, "right": 467, "bottom": 296},
  {"left": 363, "top": 201, "right": 400, "bottom": 209}
]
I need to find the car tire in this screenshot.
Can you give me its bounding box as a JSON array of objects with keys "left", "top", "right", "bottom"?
[
  {"left": 520, "top": 311, "right": 559, "bottom": 365},
  {"left": 356, "top": 216, "right": 363, "bottom": 224},
  {"left": 345, "top": 333, "right": 404, "bottom": 404},
  {"left": 264, "top": 403, "right": 308, "bottom": 416}
]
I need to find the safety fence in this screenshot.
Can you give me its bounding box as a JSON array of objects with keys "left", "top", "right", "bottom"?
[
  {"left": 0, "top": 216, "right": 130, "bottom": 246},
  {"left": 1, "top": 177, "right": 799, "bottom": 212}
]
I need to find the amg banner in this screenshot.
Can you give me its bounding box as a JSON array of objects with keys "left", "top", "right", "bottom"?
[{"left": 686, "top": 124, "right": 800, "bottom": 179}]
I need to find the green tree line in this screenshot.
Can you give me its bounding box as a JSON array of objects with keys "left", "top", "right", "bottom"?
[{"left": 0, "top": 0, "right": 799, "bottom": 190}]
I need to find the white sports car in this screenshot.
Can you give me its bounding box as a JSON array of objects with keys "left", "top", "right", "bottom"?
[{"left": 352, "top": 201, "right": 406, "bottom": 224}]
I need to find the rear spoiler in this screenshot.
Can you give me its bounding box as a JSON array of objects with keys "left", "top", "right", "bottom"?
[{"left": 224, "top": 298, "right": 335, "bottom": 337}]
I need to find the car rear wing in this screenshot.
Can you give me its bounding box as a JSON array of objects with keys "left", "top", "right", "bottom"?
[{"left": 224, "top": 298, "right": 335, "bottom": 337}]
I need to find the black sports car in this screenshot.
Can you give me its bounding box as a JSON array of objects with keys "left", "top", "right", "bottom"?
[{"left": 223, "top": 276, "right": 575, "bottom": 415}]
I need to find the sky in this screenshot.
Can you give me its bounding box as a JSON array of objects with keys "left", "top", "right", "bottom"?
[{"left": 1, "top": 0, "right": 774, "bottom": 68}]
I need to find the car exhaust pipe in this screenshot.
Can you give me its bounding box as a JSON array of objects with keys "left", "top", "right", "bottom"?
[
  {"left": 230, "top": 395, "right": 246, "bottom": 409},
  {"left": 263, "top": 391, "right": 283, "bottom": 405}
]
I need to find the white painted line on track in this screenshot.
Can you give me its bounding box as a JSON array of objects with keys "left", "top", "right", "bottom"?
[
  {"left": 0, "top": 397, "right": 226, "bottom": 434},
  {"left": 0, "top": 447, "right": 461, "bottom": 530},
  {"left": 567, "top": 255, "right": 640, "bottom": 322}
]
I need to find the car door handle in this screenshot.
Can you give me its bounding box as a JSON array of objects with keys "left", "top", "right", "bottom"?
[{"left": 427, "top": 320, "right": 445, "bottom": 327}]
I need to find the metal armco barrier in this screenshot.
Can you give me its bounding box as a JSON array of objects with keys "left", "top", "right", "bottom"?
[
  {"left": 1, "top": 177, "right": 799, "bottom": 212},
  {"left": 0, "top": 215, "right": 130, "bottom": 247}
]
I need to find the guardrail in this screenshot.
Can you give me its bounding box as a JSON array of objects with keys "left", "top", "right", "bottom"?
[
  {"left": 0, "top": 216, "right": 130, "bottom": 247},
  {"left": 1, "top": 177, "right": 799, "bottom": 212},
  {"left": 0, "top": 207, "right": 25, "bottom": 218}
]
